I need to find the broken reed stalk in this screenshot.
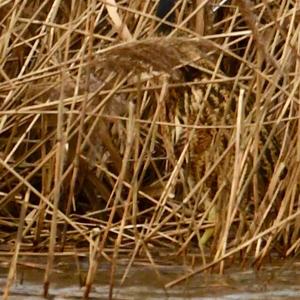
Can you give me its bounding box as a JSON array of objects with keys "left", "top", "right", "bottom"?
[
  {"left": 2, "top": 190, "right": 29, "bottom": 300},
  {"left": 84, "top": 227, "right": 101, "bottom": 300}
]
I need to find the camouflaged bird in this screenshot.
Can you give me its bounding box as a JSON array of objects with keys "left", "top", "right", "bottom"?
[
  {"left": 168, "top": 58, "right": 280, "bottom": 190},
  {"left": 155, "top": 0, "right": 284, "bottom": 205},
  {"left": 163, "top": 46, "right": 287, "bottom": 245},
  {"left": 100, "top": 33, "right": 285, "bottom": 245},
  {"left": 112, "top": 39, "right": 281, "bottom": 180}
]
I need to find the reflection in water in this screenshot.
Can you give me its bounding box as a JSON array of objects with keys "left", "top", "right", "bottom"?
[{"left": 0, "top": 257, "right": 300, "bottom": 299}]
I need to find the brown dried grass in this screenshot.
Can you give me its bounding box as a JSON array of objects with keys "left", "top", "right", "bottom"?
[{"left": 0, "top": 0, "right": 300, "bottom": 297}]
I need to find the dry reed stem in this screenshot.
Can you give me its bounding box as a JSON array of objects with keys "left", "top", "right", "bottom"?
[
  {"left": 43, "top": 69, "right": 66, "bottom": 297},
  {"left": 108, "top": 101, "right": 136, "bottom": 299},
  {"left": 216, "top": 88, "right": 245, "bottom": 272}
]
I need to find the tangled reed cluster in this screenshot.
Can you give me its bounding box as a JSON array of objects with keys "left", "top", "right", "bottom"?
[{"left": 0, "top": 0, "right": 300, "bottom": 294}]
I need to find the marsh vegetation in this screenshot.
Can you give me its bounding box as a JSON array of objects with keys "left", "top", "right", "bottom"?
[{"left": 0, "top": 0, "right": 299, "bottom": 298}]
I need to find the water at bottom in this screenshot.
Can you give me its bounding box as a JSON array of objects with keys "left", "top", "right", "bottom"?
[{"left": 1, "top": 257, "right": 300, "bottom": 300}]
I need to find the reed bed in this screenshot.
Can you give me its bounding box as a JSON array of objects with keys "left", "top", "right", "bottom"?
[{"left": 0, "top": 0, "right": 300, "bottom": 298}]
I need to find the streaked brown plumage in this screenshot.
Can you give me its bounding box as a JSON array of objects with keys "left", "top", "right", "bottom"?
[{"left": 165, "top": 57, "right": 282, "bottom": 205}]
